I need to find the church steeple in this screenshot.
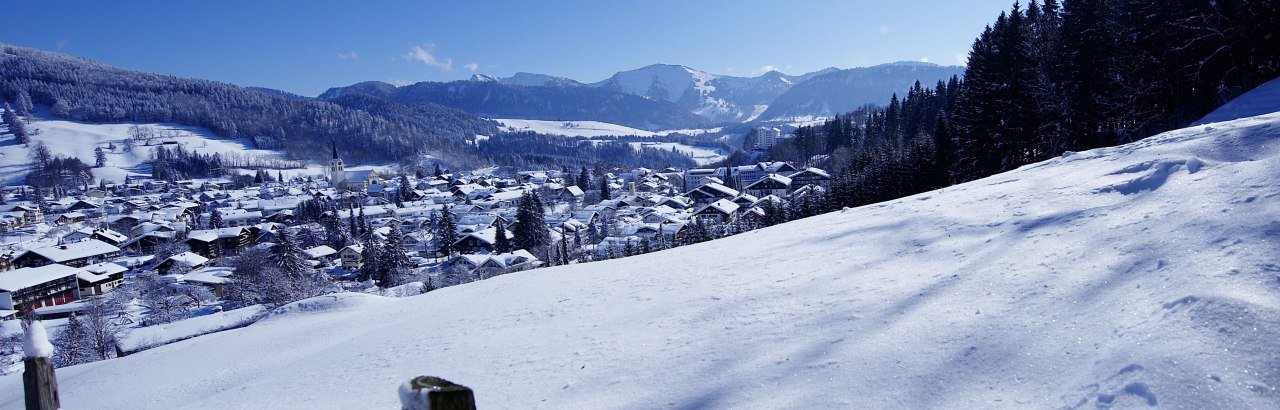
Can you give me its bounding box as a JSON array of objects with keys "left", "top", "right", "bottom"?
[{"left": 329, "top": 140, "right": 346, "bottom": 188}]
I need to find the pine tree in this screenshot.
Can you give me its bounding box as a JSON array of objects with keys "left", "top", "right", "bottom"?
[
  {"left": 208, "top": 207, "right": 225, "bottom": 228},
  {"left": 513, "top": 192, "right": 550, "bottom": 252},
  {"left": 358, "top": 233, "right": 382, "bottom": 282},
  {"left": 436, "top": 205, "right": 458, "bottom": 256},
  {"left": 270, "top": 228, "right": 311, "bottom": 276},
  {"left": 94, "top": 147, "right": 107, "bottom": 167},
  {"left": 578, "top": 167, "right": 590, "bottom": 190},
  {"left": 599, "top": 177, "right": 611, "bottom": 201},
  {"left": 13, "top": 90, "right": 33, "bottom": 117},
  {"left": 493, "top": 218, "right": 512, "bottom": 254}
]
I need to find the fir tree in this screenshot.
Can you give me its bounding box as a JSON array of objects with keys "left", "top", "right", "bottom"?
[
  {"left": 436, "top": 205, "right": 458, "bottom": 256},
  {"left": 208, "top": 207, "right": 225, "bottom": 228},
  {"left": 94, "top": 146, "right": 107, "bottom": 167},
  {"left": 513, "top": 192, "right": 550, "bottom": 252},
  {"left": 270, "top": 228, "right": 311, "bottom": 276},
  {"left": 493, "top": 218, "right": 512, "bottom": 254},
  {"left": 599, "top": 177, "right": 611, "bottom": 200},
  {"left": 358, "top": 233, "right": 382, "bottom": 282}
]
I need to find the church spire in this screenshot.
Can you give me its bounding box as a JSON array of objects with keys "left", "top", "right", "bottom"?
[{"left": 331, "top": 140, "right": 339, "bottom": 160}]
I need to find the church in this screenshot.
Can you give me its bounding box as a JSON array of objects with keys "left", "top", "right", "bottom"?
[{"left": 329, "top": 142, "right": 381, "bottom": 192}]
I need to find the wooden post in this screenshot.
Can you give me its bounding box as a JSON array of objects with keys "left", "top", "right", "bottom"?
[
  {"left": 398, "top": 376, "right": 475, "bottom": 410},
  {"left": 23, "top": 357, "right": 59, "bottom": 410}
]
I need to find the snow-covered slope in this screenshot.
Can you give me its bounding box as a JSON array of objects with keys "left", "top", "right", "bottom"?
[
  {"left": 1194, "top": 76, "right": 1280, "bottom": 126},
  {"left": 4, "top": 112, "right": 1279, "bottom": 408},
  {"left": 0, "top": 111, "right": 286, "bottom": 184},
  {"left": 494, "top": 118, "right": 721, "bottom": 138}
]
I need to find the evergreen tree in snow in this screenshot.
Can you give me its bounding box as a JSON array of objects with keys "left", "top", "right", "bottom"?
[
  {"left": 599, "top": 177, "right": 611, "bottom": 201},
  {"left": 270, "top": 228, "right": 311, "bottom": 276},
  {"left": 493, "top": 217, "right": 512, "bottom": 254},
  {"left": 208, "top": 207, "right": 225, "bottom": 228},
  {"left": 94, "top": 146, "right": 107, "bottom": 168},
  {"left": 436, "top": 205, "right": 458, "bottom": 256},
  {"left": 513, "top": 192, "right": 550, "bottom": 252}
]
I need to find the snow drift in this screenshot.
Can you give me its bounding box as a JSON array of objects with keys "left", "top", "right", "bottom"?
[{"left": 2, "top": 114, "right": 1279, "bottom": 408}]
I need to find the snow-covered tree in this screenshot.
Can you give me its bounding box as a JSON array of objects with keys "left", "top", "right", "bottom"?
[
  {"left": 270, "top": 228, "right": 311, "bottom": 276},
  {"left": 53, "top": 313, "right": 96, "bottom": 367}
]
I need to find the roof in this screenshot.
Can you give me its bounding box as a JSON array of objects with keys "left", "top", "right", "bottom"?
[
  {"left": 182, "top": 267, "right": 234, "bottom": 285},
  {"left": 166, "top": 252, "right": 210, "bottom": 267},
  {"left": 745, "top": 173, "right": 792, "bottom": 189},
  {"left": 696, "top": 199, "right": 740, "bottom": 215},
  {"left": 304, "top": 246, "right": 337, "bottom": 258},
  {"left": 22, "top": 239, "right": 120, "bottom": 263},
  {"left": 0, "top": 264, "right": 81, "bottom": 292}
]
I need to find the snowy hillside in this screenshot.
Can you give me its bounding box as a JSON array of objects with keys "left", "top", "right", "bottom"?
[
  {"left": 1194, "top": 76, "right": 1280, "bottom": 126},
  {"left": 3, "top": 111, "right": 1279, "bottom": 408},
  {"left": 496, "top": 119, "right": 730, "bottom": 165},
  {"left": 0, "top": 111, "right": 287, "bottom": 184},
  {"left": 494, "top": 118, "right": 721, "bottom": 138}
]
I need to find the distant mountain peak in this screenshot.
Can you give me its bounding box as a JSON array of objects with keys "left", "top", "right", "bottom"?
[{"left": 470, "top": 74, "right": 500, "bottom": 82}]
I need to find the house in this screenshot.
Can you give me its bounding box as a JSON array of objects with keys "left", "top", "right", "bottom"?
[
  {"left": 744, "top": 174, "right": 792, "bottom": 198},
  {"left": 62, "top": 227, "right": 128, "bottom": 247},
  {"left": 13, "top": 240, "right": 122, "bottom": 268},
  {"left": 693, "top": 199, "right": 740, "bottom": 223},
  {"left": 787, "top": 167, "right": 833, "bottom": 191},
  {"left": 77, "top": 262, "right": 127, "bottom": 296},
  {"left": 157, "top": 252, "right": 210, "bottom": 274},
  {"left": 304, "top": 245, "right": 338, "bottom": 266},
  {"left": 53, "top": 212, "right": 87, "bottom": 225},
  {"left": 0, "top": 263, "right": 82, "bottom": 310},
  {"left": 186, "top": 227, "right": 255, "bottom": 258},
  {"left": 338, "top": 244, "right": 365, "bottom": 269},
  {"left": 452, "top": 227, "right": 516, "bottom": 254},
  {"left": 182, "top": 267, "right": 233, "bottom": 297},
  {"left": 0, "top": 204, "right": 42, "bottom": 225},
  {"left": 687, "top": 182, "right": 740, "bottom": 205}
]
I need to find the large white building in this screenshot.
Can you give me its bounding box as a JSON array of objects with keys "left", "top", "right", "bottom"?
[{"left": 754, "top": 127, "right": 784, "bottom": 150}]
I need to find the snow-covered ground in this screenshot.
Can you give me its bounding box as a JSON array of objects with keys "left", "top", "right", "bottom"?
[
  {"left": 629, "top": 141, "right": 727, "bottom": 165},
  {"left": 494, "top": 118, "right": 722, "bottom": 138},
  {"left": 0, "top": 111, "right": 289, "bottom": 184},
  {"left": 3, "top": 97, "right": 1279, "bottom": 408},
  {"left": 117, "top": 305, "right": 266, "bottom": 353}
]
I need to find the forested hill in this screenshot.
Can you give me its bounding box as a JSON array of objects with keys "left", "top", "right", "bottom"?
[
  {"left": 0, "top": 44, "right": 498, "bottom": 164},
  {"left": 319, "top": 80, "right": 709, "bottom": 131}
]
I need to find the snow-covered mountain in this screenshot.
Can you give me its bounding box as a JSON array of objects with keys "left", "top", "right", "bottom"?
[
  {"left": 757, "top": 62, "right": 964, "bottom": 121},
  {"left": 6, "top": 82, "right": 1278, "bottom": 409},
  {"left": 498, "top": 72, "right": 585, "bottom": 88},
  {"left": 589, "top": 64, "right": 839, "bottom": 123},
  {"left": 467, "top": 62, "right": 958, "bottom": 124}
]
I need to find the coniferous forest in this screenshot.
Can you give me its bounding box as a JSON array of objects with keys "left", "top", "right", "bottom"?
[{"left": 763, "top": 0, "right": 1279, "bottom": 213}]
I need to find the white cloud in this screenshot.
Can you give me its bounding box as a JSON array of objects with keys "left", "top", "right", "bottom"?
[
  {"left": 336, "top": 51, "right": 359, "bottom": 60},
  {"left": 759, "top": 65, "right": 778, "bottom": 73},
  {"left": 463, "top": 63, "right": 479, "bottom": 72},
  {"left": 879, "top": 24, "right": 890, "bottom": 34},
  {"left": 955, "top": 52, "right": 969, "bottom": 65},
  {"left": 402, "top": 44, "right": 453, "bottom": 71},
  {"left": 919, "top": 57, "right": 930, "bottom": 63}
]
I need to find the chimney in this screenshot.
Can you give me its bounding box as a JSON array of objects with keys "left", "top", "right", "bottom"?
[{"left": 629, "top": 182, "right": 636, "bottom": 196}]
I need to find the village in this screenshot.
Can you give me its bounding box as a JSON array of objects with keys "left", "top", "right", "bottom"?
[{"left": 0, "top": 141, "right": 831, "bottom": 370}]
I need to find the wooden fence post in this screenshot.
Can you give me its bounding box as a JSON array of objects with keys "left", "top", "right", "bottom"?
[
  {"left": 398, "top": 376, "right": 475, "bottom": 410},
  {"left": 21, "top": 319, "right": 60, "bottom": 410}
]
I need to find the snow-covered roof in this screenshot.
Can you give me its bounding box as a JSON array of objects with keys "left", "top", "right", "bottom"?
[
  {"left": 304, "top": 245, "right": 337, "bottom": 258},
  {"left": 0, "top": 264, "right": 81, "bottom": 292},
  {"left": 166, "top": 251, "right": 210, "bottom": 267},
  {"left": 182, "top": 267, "right": 234, "bottom": 285},
  {"left": 22, "top": 239, "right": 120, "bottom": 263}
]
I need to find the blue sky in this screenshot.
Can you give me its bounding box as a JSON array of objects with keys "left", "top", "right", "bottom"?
[{"left": 3, "top": 0, "right": 1013, "bottom": 96}]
